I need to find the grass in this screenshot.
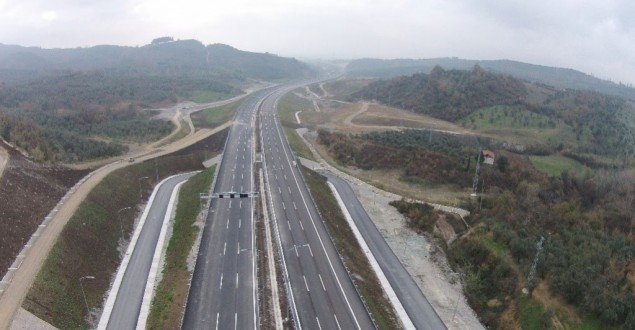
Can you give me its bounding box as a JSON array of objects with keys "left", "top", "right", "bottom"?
[
  {"left": 278, "top": 91, "right": 312, "bottom": 124},
  {"left": 147, "top": 166, "right": 215, "bottom": 329},
  {"left": 283, "top": 127, "right": 315, "bottom": 161},
  {"left": 460, "top": 106, "right": 555, "bottom": 131},
  {"left": 157, "top": 117, "right": 191, "bottom": 147},
  {"left": 529, "top": 155, "right": 588, "bottom": 176},
  {"left": 191, "top": 99, "right": 242, "bottom": 129},
  {"left": 300, "top": 165, "right": 400, "bottom": 329},
  {"left": 518, "top": 296, "right": 552, "bottom": 330},
  {"left": 24, "top": 144, "right": 221, "bottom": 328},
  {"left": 187, "top": 90, "right": 238, "bottom": 103},
  {"left": 459, "top": 105, "right": 572, "bottom": 146},
  {"left": 578, "top": 315, "right": 603, "bottom": 330}
]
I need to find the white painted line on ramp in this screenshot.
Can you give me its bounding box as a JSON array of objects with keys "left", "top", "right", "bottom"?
[{"left": 328, "top": 182, "right": 415, "bottom": 330}]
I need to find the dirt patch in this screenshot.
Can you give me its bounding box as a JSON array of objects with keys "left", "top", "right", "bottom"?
[
  {"left": 531, "top": 280, "right": 580, "bottom": 324},
  {"left": 0, "top": 141, "right": 91, "bottom": 278},
  {"left": 0, "top": 143, "right": 8, "bottom": 179}
]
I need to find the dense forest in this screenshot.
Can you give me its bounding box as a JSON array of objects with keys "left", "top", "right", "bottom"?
[
  {"left": 318, "top": 127, "right": 635, "bottom": 329},
  {"left": 352, "top": 66, "right": 635, "bottom": 161}
]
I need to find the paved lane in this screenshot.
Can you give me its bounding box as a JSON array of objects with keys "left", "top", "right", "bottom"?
[
  {"left": 260, "top": 88, "right": 374, "bottom": 330},
  {"left": 103, "top": 172, "right": 196, "bottom": 330},
  {"left": 325, "top": 173, "right": 447, "bottom": 330},
  {"left": 183, "top": 90, "right": 271, "bottom": 330}
]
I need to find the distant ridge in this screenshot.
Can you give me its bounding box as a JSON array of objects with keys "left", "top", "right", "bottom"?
[
  {"left": 0, "top": 39, "right": 314, "bottom": 82},
  {"left": 346, "top": 58, "right": 635, "bottom": 100}
]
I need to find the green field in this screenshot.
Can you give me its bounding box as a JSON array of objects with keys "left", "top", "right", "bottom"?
[
  {"left": 283, "top": 127, "right": 315, "bottom": 161},
  {"left": 518, "top": 296, "right": 551, "bottom": 330},
  {"left": 188, "top": 89, "right": 239, "bottom": 103},
  {"left": 191, "top": 99, "right": 243, "bottom": 128},
  {"left": 277, "top": 90, "right": 312, "bottom": 123},
  {"left": 461, "top": 106, "right": 556, "bottom": 131},
  {"left": 529, "top": 155, "right": 588, "bottom": 176}
]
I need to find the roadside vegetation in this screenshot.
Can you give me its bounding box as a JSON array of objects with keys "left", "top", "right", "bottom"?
[
  {"left": 315, "top": 70, "right": 635, "bottom": 328},
  {"left": 352, "top": 65, "right": 635, "bottom": 165},
  {"left": 23, "top": 132, "right": 228, "bottom": 329},
  {"left": 318, "top": 126, "right": 635, "bottom": 328},
  {"left": 147, "top": 166, "right": 215, "bottom": 329},
  {"left": 282, "top": 127, "right": 314, "bottom": 161},
  {"left": 300, "top": 165, "right": 400, "bottom": 329},
  {"left": 277, "top": 91, "right": 312, "bottom": 125},
  {"left": 191, "top": 99, "right": 243, "bottom": 129}
]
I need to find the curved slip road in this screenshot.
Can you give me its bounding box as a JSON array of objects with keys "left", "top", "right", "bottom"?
[
  {"left": 100, "top": 172, "right": 196, "bottom": 330},
  {"left": 323, "top": 173, "right": 447, "bottom": 330}
]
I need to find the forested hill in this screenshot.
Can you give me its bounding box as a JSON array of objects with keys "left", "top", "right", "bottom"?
[
  {"left": 346, "top": 58, "right": 635, "bottom": 100},
  {"left": 0, "top": 39, "right": 314, "bottom": 163},
  {"left": 352, "top": 65, "right": 635, "bottom": 160},
  {"left": 352, "top": 65, "right": 528, "bottom": 121},
  {"left": 0, "top": 39, "right": 314, "bottom": 82}
]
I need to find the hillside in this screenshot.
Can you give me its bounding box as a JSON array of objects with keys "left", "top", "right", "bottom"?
[
  {"left": 0, "top": 39, "right": 314, "bottom": 82},
  {"left": 352, "top": 66, "right": 635, "bottom": 161},
  {"left": 0, "top": 40, "right": 315, "bottom": 162},
  {"left": 346, "top": 58, "right": 635, "bottom": 100}
]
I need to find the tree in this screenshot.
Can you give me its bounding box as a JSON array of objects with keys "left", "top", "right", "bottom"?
[{"left": 496, "top": 155, "right": 509, "bottom": 172}]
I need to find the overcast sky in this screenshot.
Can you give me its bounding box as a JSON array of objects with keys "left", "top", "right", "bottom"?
[{"left": 0, "top": 0, "right": 633, "bottom": 84}]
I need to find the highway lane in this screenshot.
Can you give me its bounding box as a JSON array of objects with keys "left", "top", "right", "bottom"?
[
  {"left": 260, "top": 89, "right": 374, "bottom": 330},
  {"left": 324, "top": 173, "right": 448, "bottom": 330},
  {"left": 103, "top": 172, "right": 196, "bottom": 330},
  {"left": 183, "top": 90, "right": 271, "bottom": 329}
]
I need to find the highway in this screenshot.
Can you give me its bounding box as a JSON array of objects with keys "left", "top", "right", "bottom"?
[
  {"left": 101, "top": 172, "right": 196, "bottom": 329},
  {"left": 324, "top": 173, "right": 448, "bottom": 330},
  {"left": 183, "top": 90, "right": 271, "bottom": 329},
  {"left": 260, "top": 89, "right": 375, "bottom": 330}
]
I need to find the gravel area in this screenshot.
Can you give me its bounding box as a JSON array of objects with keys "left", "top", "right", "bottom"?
[
  {"left": 297, "top": 129, "right": 485, "bottom": 330},
  {"left": 10, "top": 308, "right": 56, "bottom": 330}
]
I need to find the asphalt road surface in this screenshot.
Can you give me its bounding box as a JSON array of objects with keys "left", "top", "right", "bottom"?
[
  {"left": 183, "top": 89, "right": 272, "bottom": 330},
  {"left": 105, "top": 172, "right": 196, "bottom": 330},
  {"left": 324, "top": 173, "right": 448, "bottom": 330},
  {"left": 260, "top": 88, "right": 374, "bottom": 330}
]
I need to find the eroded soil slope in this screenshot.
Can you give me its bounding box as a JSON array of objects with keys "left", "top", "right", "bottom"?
[{"left": 0, "top": 141, "right": 91, "bottom": 277}]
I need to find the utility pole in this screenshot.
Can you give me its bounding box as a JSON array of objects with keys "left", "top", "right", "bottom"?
[
  {"left": 471, "top": 150, "right": 482, "bottom": 196},
  {"left": 117, "top": 206, "right": 132, "bottom": 242},
  {"left": 79, "top": 276, "right": 95, "bottom": 316},
  {"left": 138, "top": 176, "right": 149, "bottom": 200}
]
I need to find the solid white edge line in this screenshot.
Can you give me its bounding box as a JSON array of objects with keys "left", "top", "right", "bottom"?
[
  {"left": 97, "top": 173, "right": 184, "bottom": 330},
  {"left": 261, "top": 99, "right": 302, "bottom": 330},
  {"left": 137, "top": 176, "right": 193, "bottom": 329},
  {"left": 272, "top": 92, "right": 362, "bottom": 329},
  {"left": 327, "top": 182, "right": 415, "bottom": 330}
]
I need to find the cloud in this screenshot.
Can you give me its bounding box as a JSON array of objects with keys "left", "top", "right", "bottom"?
[{"left": 0, "top": 0, "right": 633, "bottom": 84}]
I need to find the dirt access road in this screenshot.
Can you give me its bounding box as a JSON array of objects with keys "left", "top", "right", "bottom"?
[
  {"left": 0, "top": 144, "right": 7, "bottom": 181},
  {"left": 0, "top": 95, "right": 239, "bottom": 329}
]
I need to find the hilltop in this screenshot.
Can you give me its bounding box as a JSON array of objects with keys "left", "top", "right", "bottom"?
[
  {"left": 0, "top": 39, "right": 314, "bottom": 83},
  {"left": 346, "top": 58, "right": 635, "bottom": 100}
]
